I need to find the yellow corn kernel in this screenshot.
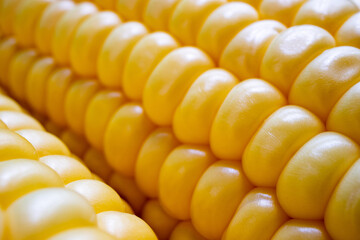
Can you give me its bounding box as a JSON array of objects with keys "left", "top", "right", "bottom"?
[
  {"left": 0, "top": 94, "right": 22, "bottom": 113},
  {"left": 170, "top": 221, "right": 207, "bottom": 240},
  {"left": 0, "top": 95, "right": 22, "bottom": 112},
  {"left": 223, "top": 188, "right": 289, "bottom": 240},
  {"left": 83, "top": 148, "right": 113, "bottom": 181},
  {"left": 143, "top": 0, "right": 181, "bottom": 31},
  {"left": 259, "top": 0, "right": 307, "bottom": 27},
  {"left": 261, "top": 25, "right": 335, "bottom": 95},
  {"left": 46, "top": 67, "right": 74, "bottom": 127},
  {"left": 104, "top": 103, "right": 155, "bottom": 176},
  {"left": 7, "top": 188, "right": 97, "bottom": 240},
  {"left": 108, "top": 172, "right": 145, "bottom": 214},
  {"left": 0, "top": 129, "right": 38, "bottom": 161},
  {"left": 17, "top": 129, "right": 70, "bottom": 157},
  {"left": 325, "top": 159, "right": 360, "bottom": 240},
  {"left": 40, "top": 155, "right": 92, "bottom": 184},
  {"left": 66, "top": 179, "right": 129, "bottom": 213},
  {"left": 293, "top": 0, "right": 358, "bottom": 35},
  {"left": 61, "top": 129, "right": 89, "bottom": 158},
  {"left": 65, "top": 79, "right": 100, "bottom": 136},
  {"left": 169, "top": 0, "right": 225, "bottom": 45},
  {"left": 70, "top": 11, "right": 121, "bottom": 77},
  {"left": 52, "top": 2, "right": 98, "bottom": 65},
  {"left": 13, "top": 0, "right": 53, "bottom": 47},
  {"left": 85, "top": 90, "right": 126, "bottom": 150},
  {"left": 142, "top": 200, "right": 179, "bottom": 240},
  {"left": 336, "top": 12, "right": 360, "bottom": 49},
  {"left": 159, "top": 145, "right": 216, "bottom": 220},
  {"left": 0, "top": 111, "right": 44, "bottom": 131},
  {"left": 191, "top": 160, "right": 253, "bottom": 240},
  {"left": 0, "top": 0, "right": 23, "bottom": 35},
  {"left": 272, "top": 219, "right": 331, "bottom": 240},
  {"left": 277, "top": 132, "right": 360, "bottom": 219},
  {"left": 0, "top": 38, "right": 17, "bottom": 86},
  {"left": 48, "top": 227, "right": 116, "bottom": 240},
  {"left": 173, "top": 69, "right": 238, "bottom": 144},
  {"left": 197, "top": 2, "right": 258, "bottom": 60},
  {"left": 327, "top": 82, "right": 360, "bottom": 145},
  {"left": 8, "top": 49, "right": 38, "bottom": 102},
  {"left": 115, "top": 0, "right": 150, "bottom": 21},
  {"left": 35, "top": 0, "right": 75, "bottom": 54},
  {"left": 98, "top": 22, "right": 148, "bottom": 88},
  {"left": 211, "top": 78, "right": 286, "bottom": 160},
  {"left": 220, "top": 20, "right": 286, "bottom": 80},
  {"left": 144, "top": 47, "right": 214, "bottom": 125},
  {"left": 136, "top": 128, "right": 179, "bottom": 198},
  {"left": 243, "top": 105, "right": 324, "bottom": 187},
  {"left": 97, "top": 211, "right": 158, "bottom": 240},
  {"left": 123, "top": 32, "right": 179, "bottom": 100},
  {"left": 25, "top": 57, "right": 55, "bottom": 115},
  {"left": 0, "top": 159, "right": 63, "bottom": 208},
  {"left": 289, "top": 46, "right": 360, "bottom": 121}
]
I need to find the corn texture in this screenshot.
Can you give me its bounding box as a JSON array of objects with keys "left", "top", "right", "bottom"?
[
  {"left": 0, "top": 0, "right": 360, "bottom": 239},
  {"left": 0, "top": 90, "right": 156, "bottom": 239}
]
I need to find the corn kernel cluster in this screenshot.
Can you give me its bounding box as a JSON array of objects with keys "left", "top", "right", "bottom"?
[
  {"left": 0, "top": 89, "right": 157, "bottom": 239},
  {"left": 0, "top": 0, "right": 360, "bottom": 239}
]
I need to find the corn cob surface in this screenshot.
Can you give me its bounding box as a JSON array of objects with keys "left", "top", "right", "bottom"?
[{"left": 0, "top": 0, "right": 360, "bottom": 239}]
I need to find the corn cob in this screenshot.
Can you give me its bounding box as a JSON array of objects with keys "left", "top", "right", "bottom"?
[{"left": 0, "top": 0, "right": 359, "bottom": 239}]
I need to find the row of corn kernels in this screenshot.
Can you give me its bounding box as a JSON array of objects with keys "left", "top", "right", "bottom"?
[
  {"left": 1, "top": 0, "right": 360, "bottom": 239},
  {"left": 0, "top": 91, "right": 159, "bottom": 240},
  {"left": 92, "top": 0, "right": 360, "bottom": 54}
]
